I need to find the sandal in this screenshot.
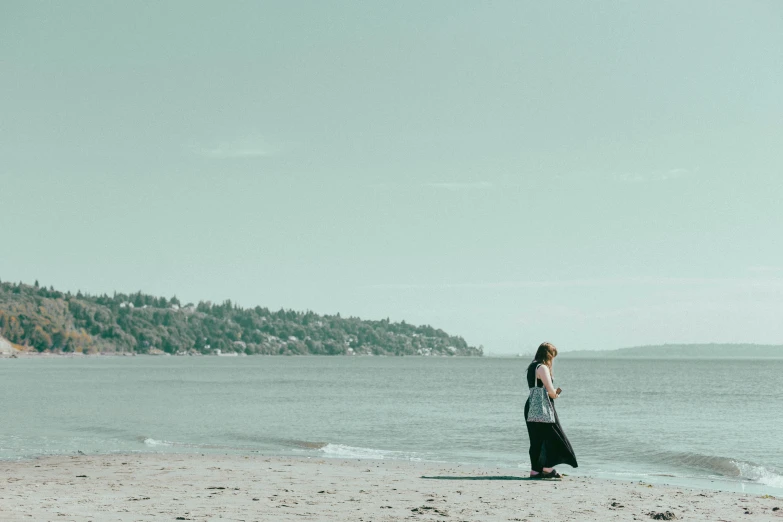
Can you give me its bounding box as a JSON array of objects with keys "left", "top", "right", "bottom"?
[{"left": 538, "top": 469, "right": 562, "bottom": 479}]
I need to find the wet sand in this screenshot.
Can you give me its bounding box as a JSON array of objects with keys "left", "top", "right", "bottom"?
[{"left": 1, "top": 454, "right": 781, "bottom": 521}]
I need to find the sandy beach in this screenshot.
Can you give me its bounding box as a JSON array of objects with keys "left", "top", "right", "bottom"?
[{"left": 1, "top": 454, "right": 781, "bottom": 521}]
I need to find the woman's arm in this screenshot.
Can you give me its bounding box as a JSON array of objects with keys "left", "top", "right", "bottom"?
[{"left": 537, "top": 365, "right": 559, "bottom": 399}]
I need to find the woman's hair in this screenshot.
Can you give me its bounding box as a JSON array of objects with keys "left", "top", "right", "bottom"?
[{"left": 534, "top": 342, "right": 558, "bottom": 374}]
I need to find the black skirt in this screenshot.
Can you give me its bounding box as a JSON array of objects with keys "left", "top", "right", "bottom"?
[
  {"left": 524, "top": 399, "right": 578, "bottom": 471},
  {"left": 524, "top": 362, "right": 578, "bottom": 472}
]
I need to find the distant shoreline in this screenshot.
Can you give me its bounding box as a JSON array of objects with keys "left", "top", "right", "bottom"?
[
  {"left": 5, "top": 350, "right": 782, "bottom": 359},
  {"left": 0, "top": 351, "right": 483, "bottom": 358},
  {"left": 558, "top": 343, "right": 783, "bottom": 359}
]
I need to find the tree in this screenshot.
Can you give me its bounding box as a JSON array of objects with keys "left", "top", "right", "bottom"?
[
  {"left": 4, "top": 316, "right": 24, "bottom": 343},
  {"left": 30, "top": 326, "right": 52, "bottom": 352},
  {"left": 51, "top": 330, "right": 67, "bottom": 349}
]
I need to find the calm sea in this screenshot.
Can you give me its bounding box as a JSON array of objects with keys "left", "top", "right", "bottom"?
[{"left": 1, "top": 357, "right": 781, "bottom": 495}]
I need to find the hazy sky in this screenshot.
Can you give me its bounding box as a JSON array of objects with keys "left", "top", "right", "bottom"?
[{"left": 2, "top": 1, "right": 782, "bottom": 353}]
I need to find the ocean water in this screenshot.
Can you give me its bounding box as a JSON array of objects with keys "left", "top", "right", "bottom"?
[{"left": 1, "top": 356, "right": 781, "bottom": 495}]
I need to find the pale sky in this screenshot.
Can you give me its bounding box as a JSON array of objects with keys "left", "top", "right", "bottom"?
[{"left": 2, "top": 1, "right": 782, "bottom": 353}]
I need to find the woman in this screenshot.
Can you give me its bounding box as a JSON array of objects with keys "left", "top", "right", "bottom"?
[{"left": 524, "top": 342, "right": 578, "bottom": 479}]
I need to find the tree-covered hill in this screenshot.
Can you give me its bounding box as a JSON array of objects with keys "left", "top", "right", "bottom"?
[{"left": 0, "top": 279, "right": 482, "bottom": 356}]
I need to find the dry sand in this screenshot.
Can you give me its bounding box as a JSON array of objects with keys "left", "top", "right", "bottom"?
[{"left": 1, "top": 453, "right": 781, "bottom": 521}]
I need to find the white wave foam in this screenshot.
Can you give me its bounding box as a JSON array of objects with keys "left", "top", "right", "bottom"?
[
  {"left": 734, "top": 460, "right": 783, "bottom": 488},
  {"left": 143, "top": 438, "right": 173, "bottom": 447},
  {"left": 319, "top": 443, "right": 422, "bottom": 461},
  {"left": 320, "top": 443, "right": 391, "bottom": 459}
]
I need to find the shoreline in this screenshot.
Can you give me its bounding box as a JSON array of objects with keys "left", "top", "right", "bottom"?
[
  {"left": 1, "top": 448, "right": 780, "bottom": 497},
  {"left": 0, "top": 352, "right": 484, "bottom": 358},
  {"left": 5, "top": 349, "right": 783, "bottom": 360},
  {"left": 1, "top": 454, "right": 781, "bottom": 521}
]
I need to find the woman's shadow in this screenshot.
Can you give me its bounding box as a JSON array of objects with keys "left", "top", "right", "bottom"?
[{"left": 421, "top": 475, "right": 535, "bottom": 481}]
